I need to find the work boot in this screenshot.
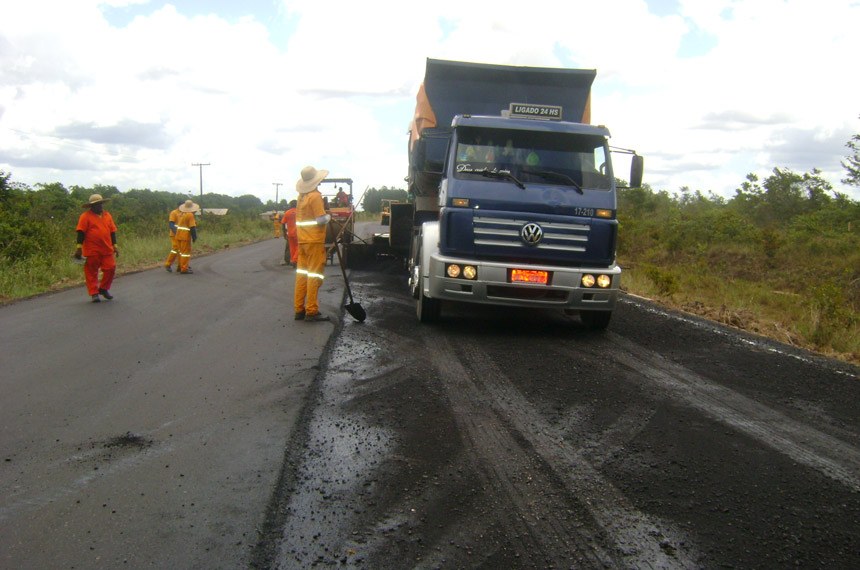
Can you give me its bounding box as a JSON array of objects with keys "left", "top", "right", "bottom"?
[
  {"left": 294, "top": 311, "right": 306, "bottom": 320},
  {"left": 98, "top": 288, "right": 113, "bottom": 300},
  {"left": 304, "top": 313, "right": 330, "bottom": 322},
  {"left": 181, "top": 268, "right": 193, "bottom": 274},
  {"left": 91, "top": 294, "right": 101, "bottom": 303},
  {"left": 165, "top": 265, "right": 173, "bottom": 272}
]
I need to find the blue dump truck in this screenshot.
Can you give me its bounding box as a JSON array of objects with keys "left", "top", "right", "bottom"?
[{"left": 394, "top": 58, "right": 643, "bottom": 328}]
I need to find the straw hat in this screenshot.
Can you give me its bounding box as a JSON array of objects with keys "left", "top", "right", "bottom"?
[
  {"left": 82, "top": 194, "right": 110, "bottom": 208},
  {"left": 296, "top": 165, "right": 328, "bottom": 194},
  {"left": 179, "top": 199, "right": 200, "bottom": 213}
]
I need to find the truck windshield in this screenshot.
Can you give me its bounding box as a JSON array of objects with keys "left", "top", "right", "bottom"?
[{"left": 453, "top": 127, "right": 611, "bottom": 190}]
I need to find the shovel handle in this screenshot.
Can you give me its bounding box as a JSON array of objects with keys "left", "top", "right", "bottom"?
[{"left": 333, "top": 241, "right": 355, "bottom": 304}]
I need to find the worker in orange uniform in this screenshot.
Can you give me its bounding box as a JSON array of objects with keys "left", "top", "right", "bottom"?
[
  {"left": 174, "top": 199, "right": 199, "bottom": 274},
  {"left": 335, "top": 187, "right": 349, "bottom": 207},
  {"left": 74, "top": 194, "right": 118, "bottom": 303},
  {"left": 272, "top": 212, "right": 281, "bottom": 238},
  {"left": 294, "top": 166, "right": 331, "bottom": 322},
  {"left": 281, "top": 199, "right": 298, "bottom": 267},
  {"left": 164, "top": 200, "right": 184, "bottom": 272}
]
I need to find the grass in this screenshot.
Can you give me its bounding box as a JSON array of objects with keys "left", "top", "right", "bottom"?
[
  {"left": 3, "top": 210, "right": 858, "bottom": 367},
  {"left": 620, "top": 256, "right": 860, "bottom": 366},
  {"left": 0, "top": 218, "right": 271, "bottom": 302}
]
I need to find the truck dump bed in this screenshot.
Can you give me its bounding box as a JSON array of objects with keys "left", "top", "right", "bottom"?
[
  {"left": 408, "top": 59, "right": 598, "bottom": 197},
  {"left": 411, "top": 59, "right": 596, "bottom": 142}
]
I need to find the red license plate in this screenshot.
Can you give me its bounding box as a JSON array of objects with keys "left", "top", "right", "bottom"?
[{"left": 510, "top": 269, "right": 548, "bottom": 285}]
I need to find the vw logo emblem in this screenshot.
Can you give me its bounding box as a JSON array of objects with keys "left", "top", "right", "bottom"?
[{"left": 521, "top": 222, "right": 543, "bottom": 246}]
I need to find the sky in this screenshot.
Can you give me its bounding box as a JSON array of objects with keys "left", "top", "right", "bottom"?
[{"left": 1, "top": 0, "right": 859, "bottom": 205}]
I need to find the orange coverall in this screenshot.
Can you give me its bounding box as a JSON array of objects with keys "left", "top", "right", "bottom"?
[
  {"left": 294, "top": 190, "right": 327, "bottom": 317},
  {"left": 76, "top": 209, "right": 117, "bottom": 295},
  {"left": 175, "top": 211, "right": 197, "bottom": 273},
  {"left": 164, "top": 207, "right": 181, "bottom": 269},
  {"left": 281, "top": 207, "right": 298, "bottom": 264}
]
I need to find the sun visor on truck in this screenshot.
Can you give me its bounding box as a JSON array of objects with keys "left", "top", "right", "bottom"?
[{"left": 421, "top": 59, "right": 595, "bottom": 131}]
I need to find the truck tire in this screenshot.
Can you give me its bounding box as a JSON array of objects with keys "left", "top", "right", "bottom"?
[
  {"left": 580, "top": 310, "right": 611, "bottom": 331},
  {"left": 417, "top": 283, "right": 441, "bottom": 323}
]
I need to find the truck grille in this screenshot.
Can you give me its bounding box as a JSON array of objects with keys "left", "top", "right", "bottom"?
[{"left": 473, "top": 215, "right": 589, "bottom": 253}]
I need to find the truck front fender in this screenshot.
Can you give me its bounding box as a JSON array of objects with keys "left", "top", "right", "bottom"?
[
  {"left": 420, "top": 221, "right": 440, "bottom": 281},
  {"left": 410, "top": 221, "right": 440, "bottom": 299}
]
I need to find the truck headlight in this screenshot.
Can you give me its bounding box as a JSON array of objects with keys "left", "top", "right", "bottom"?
[
  {"left": 597, "top": 274, "right": 612, "bottom": 288},
  {"left": 447, "top": 263, "right": 477, "bottom": 279},
  {"left": 581, "top": 274, "right": 595, "bottom": 288}
]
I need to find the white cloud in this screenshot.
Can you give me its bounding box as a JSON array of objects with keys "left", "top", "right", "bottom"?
[{"left": 0, "top": 0, "right": 858, "bottom": 202}]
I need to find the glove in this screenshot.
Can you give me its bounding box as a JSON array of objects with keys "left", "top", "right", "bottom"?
[
  {"left": 315, "top": 214, "right": 331, "bottom": 226},
  {"left": 113, "top": 246, "right": 120, "bottom": 258},
  {"left": 74, "top": 248, "right": 82, "bottom": 260}
]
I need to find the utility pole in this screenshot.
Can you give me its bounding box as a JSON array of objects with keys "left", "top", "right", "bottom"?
[
  {"left": 272, "top": 182, "right": 282, "bottom": 210},
  {"left": 191, "top": 162, "right": 210, "bottom": 214}
]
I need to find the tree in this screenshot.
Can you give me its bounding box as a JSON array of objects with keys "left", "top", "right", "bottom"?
[
  {"left": 233, "top": 194, "right": 265, "bottom": 212},
  {"left": 842, "top": 122, "right": 860, "bottom": 186},
  {"left": 731, "top": 168, "right": 832, "bottom": 226},
  {"left": 0, "top": 170, "right": 16, "bottom": 206},
  {"left": 30, "top": 182, "right": 75, "bottom": 220},
  {"left": 362, "top": 186, "right": 409, "bottom": 214}
]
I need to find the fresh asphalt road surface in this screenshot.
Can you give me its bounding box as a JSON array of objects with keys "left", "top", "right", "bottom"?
[
  {"left": 5, "top": 226, "right": 860, "bottom": 569},
  {"left": 259, "top": 256, "right": 860, "bottom": 569},
  {"left": 0, "top": 238, "right": 342, "bottom": 569}
]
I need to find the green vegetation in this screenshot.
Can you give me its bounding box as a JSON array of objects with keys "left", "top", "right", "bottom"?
[
  {"left": 618, "top": 168, "right": 860, "bottom": 363},
  {"left": 361, "top": 187, "right": 409, "bottom": 214},
  {"left": 0, "top": 173, "right": 270, "bottom": 300},
  {"left": 3, "top": 138, "right": 860, "bottom": 365}
]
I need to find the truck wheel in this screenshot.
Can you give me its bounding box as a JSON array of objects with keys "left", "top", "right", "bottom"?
[
  {"left": 417, "top": 284, "right": 441, "bottom": 323},
  {"left": 580, "top": 310, "right": 611, "bottom": 330},
  {"left": 409, "top": 263, "right": 421, "bottom": 299}
]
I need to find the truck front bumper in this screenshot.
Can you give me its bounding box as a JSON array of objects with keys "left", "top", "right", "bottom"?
[{"left": 427, "top": 253, "right": 620, "bottom": 311}]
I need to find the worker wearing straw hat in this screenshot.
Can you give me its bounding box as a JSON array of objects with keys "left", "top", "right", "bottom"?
[
  {"left": 74, "top": 194, "right": 118, "bottom": 303},
  {"left": 293, "top": 166, "right": 331, "bottom": 322},
  {"left": 175, "top": 199, "right": 199, "bottom": 274}
]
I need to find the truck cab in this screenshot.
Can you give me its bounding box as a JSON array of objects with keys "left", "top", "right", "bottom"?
[
  {"left": 404, "top": 59, "right": 643, "bottom": 329},
  {"left": 442, "top": 115, "right": 617, "bottom": 268}
]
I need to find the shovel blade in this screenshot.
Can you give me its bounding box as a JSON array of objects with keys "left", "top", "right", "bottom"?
[{"left": 346, "top": 303, "right": 366, "bottom": 322}]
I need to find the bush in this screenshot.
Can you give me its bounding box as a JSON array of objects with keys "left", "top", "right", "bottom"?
[{"left": 642, "top": 263, "right": 679, "bottom": 296}]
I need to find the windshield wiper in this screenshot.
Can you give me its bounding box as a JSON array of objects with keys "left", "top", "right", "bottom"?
[
  {"left": 521, "top": 168, "right": 583, "bottom": 194},
  {"left": 478, "top": 168, "right": 526, "bottom": 189}
]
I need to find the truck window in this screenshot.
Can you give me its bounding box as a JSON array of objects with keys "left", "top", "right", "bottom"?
[{"left": 454, "top": 127, "right": 611, "bottom": 190}]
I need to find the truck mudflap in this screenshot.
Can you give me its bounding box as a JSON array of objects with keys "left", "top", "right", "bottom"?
[{"left": 426, "top": 252, "right": 620, "bottom": 311}]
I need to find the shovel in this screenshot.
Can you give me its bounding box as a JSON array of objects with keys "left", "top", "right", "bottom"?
[{"left": 334, "top": 238, "right": 366, "bottom": 322}]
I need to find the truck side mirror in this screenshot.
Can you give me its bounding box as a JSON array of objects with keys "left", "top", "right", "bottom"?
[
  {"left": 412, "top": 138, "right": 444, "bottom": 174},
  {"left": 409, "top": 139, "right": 427, "bottom": 166},
  {"left": 412, "top": 139, "right": 427, "bottom": 171},
  {"left": 630, "top": 154, "right": 644, "bottom": 188}
]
